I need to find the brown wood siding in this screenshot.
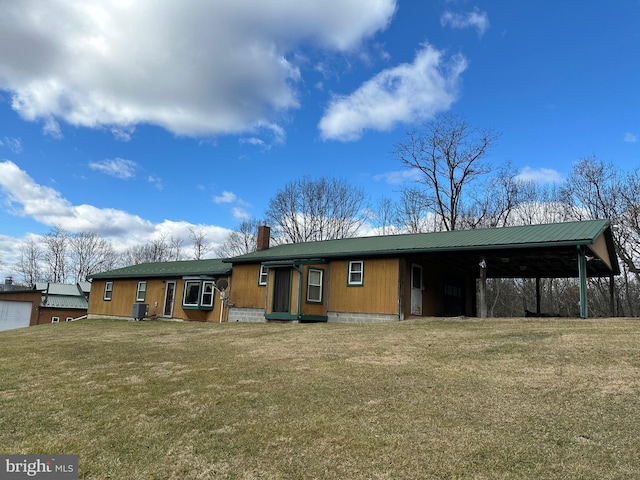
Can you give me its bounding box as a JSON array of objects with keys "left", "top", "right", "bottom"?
[
  {"left": 39, "top": 308, "right": 86, "bottom": 323},
  {"left": 290, "top": 268, "right": 300, "bottom": 315},
  {"left": 227, "top": 264, "right": 265, "bottom": 309},
  {"left": 88, "top": 276, "right": 230, "bottom": 322},
  {"left": 328, "top": 258, "right": 400, "bottom": 315},
  {"left": 301, "top": 264, "right": 327, "bottom": 317}
]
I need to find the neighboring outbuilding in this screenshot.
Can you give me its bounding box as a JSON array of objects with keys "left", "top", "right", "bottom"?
[
  {"left": 0, "top": 280, "right": 90, "bottom": 331},
  {"left": 223, "top": 220, "right": 619, "bottom": 323},
  {"left": 87, "top": 259, "right": 232, "bottom": 323},
  {"left": 35, "top": 282, "right": 91, "bottom": 324}
]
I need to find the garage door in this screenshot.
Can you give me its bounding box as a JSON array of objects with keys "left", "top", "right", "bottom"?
[{"left": 0, "top": 300, "right": 33, "bottom": 331}]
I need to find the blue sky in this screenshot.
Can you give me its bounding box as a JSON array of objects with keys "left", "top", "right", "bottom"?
[{"left": 1, "top": 1, "right": 639, "bottom": 278}]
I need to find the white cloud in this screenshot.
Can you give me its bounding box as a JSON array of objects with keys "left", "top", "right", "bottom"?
[
  {"left": 0, "top": 136, "right": 22, "bottom": 153},
  {"left": 441, "top": 8, "right": 490, "bottom": 37},
  {"left": 232, "top": 207, "right": 251, "bottom": 221},
  {"left": 43, "top": 118, "right": 63, "bottom": 139},
  {"left": 318, "top": 43, "right": 467, "bottom": 141},
  {"left": 0, "top": 161, "right": 232, "bottom": 275},
  {"left": 373, "top": 169, "right": 422, "bottom": 184},
  {"left": 0, "top": 160, "right": 152, "bottom": 237},
  {"left": 624, "top": 132, "right": 637, "bottom": 143},
  {"left": 147, "top": 175, "right": 163, "bottom": 191},
  {"left": 0, "top": 0, "right": 396, "bottom": 139},
  {"left": 88, "top": 158, "right": 137, "bottom": 179},
  {"left": 213, "top": 191, "right": 238, "bottom": 204},
  {"left": 516, "top": 166, "right": 563, "bottom": 184}
]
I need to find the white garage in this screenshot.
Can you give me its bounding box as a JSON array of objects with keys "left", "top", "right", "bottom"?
[{"left": 0, "top": 300, "right": 33, "bottom": 331}]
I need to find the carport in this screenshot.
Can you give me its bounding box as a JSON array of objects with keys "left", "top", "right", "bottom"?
[{"left": 421, "top": 219, "right": 619, "bottom": 318}]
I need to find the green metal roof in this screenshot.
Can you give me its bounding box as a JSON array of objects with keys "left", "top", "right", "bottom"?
[
  {"left": 34, "top": 282, "right": 89, "bottom": 310},
  {"left": 41, "top": 294, "right": 88, "bottom": 310},
  {"left": 226, "top": 219, "right": 614, "bottom": 264},
  {"left": 88, "top": 258, "right": 232, "bottom": 280}
]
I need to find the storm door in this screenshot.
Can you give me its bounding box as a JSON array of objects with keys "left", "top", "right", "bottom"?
[
  {"left": 272, "top": 268, "right": 292, "bottom": 313},
  {"left": 163, "top": 281, "right": 176, "bottom": 317}
]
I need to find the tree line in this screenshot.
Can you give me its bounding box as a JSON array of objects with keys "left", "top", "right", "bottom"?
[
  {"left": 7, "top": 114, "right": 639, "bottom": 316},
  {"left": 11, "top": 227, "right": 213, "bottom": 286}
]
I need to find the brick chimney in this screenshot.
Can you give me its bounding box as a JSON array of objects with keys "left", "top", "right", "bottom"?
[{"left": 257, "top": 224, "right": 271, "bottom": 251}]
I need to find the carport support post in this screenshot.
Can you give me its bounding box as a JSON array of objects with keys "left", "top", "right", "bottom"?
[
  {"left": 479, "top": 256, "right": 487, "bottom": 318},
  {"left": 536, "top": 277, "right": 541, "bottom": 315},
  {"left": 577, "top": 246, "right": 588, "bottom": 319},
  {"left": 609, "top": 274, "right": 615, "bottom": 317}
]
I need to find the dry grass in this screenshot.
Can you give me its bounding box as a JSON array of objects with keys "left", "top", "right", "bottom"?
[{"left": 1, "top": 317, "right": 640, "bottom": 479}]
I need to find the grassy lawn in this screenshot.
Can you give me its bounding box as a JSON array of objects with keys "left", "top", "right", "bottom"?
[{"left": 1, "top": 318, "right": 640, "bottom": 479}]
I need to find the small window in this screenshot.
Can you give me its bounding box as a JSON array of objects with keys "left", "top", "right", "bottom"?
[
  {"left": 348, "top": 261, "right": 364, "bottom": 286},
  {"left": 66, "top": 317, "right": 73, "bottom": 322},
  {"left": 183, "top": 280, "right": 201, "bottom": 307},
  {"left": 307, "top": 268, "right": 323, "bottom": 303},
  {"left": 104, "top": 281, "right": 113, "bottom": 300},
  {"left": 258, "top": 265, "right": 268, "bottom": 285},
  {"left": 201, "top": 281, "right": 215, "bottom": 308},
  {"left": 52, "top": 317, "right": 60, "bottom": 324},
  {"left": 136, "top": 281, "right": 147, "bottom": 302}
]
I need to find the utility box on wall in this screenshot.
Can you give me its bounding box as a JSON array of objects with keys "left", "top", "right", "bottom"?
[{"left": 131, "top": 303, "right": 148, "bottom": 321}]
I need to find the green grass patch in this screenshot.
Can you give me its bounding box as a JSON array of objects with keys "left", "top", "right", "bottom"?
[{"left": 1, "top": 318, "right": 640, "bottom": 479}]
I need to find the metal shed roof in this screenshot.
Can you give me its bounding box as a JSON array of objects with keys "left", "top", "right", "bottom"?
[
  {"left": 88, "top": 258, "right": 232, "bottom": 280},
  {"left": 226, "top": 219, "right": 619, "bottom": 279}
]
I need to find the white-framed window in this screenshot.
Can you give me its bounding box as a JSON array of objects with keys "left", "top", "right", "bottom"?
[
  {"left": 66, "top": 317, "right": 73, "bottom": 322},
  {"left": 182, "top": 279, "right": 215, "bottom": 309},
  {"left": 258, "top": 265, "right": 268, "bottom": 285},
  {"left": 51, "top": 317, "right": 60, "bottom": 323},
  {"left": 136, "top": 281, "right": 147, "bottom": 302},
  {"left": 307, "top": 268, "right": 323, "bottom": 303},
  {"left": 183, "top": 280, "right": 201, "bottom": 307},
  {"left": 200, "top": 281, "right": 215, "bottom": 308},
  {"left": 104, "top": 281, "right": 113, "bottom": 300},
  {"left": 348, "top": 261, "right": 364, "bottom": 286}
]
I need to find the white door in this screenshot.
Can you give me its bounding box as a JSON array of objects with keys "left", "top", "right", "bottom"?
[
  {"left": 0, "top": 300, "right": 33, "bottom": 331},
  {"left": 410, "top": 264, "right": 423, "bottom": 316}
]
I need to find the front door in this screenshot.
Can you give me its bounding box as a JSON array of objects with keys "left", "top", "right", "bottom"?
[
  {"left": 411, "top": 264, "right": 423, "bottom": 316},
  {"left": 272, "top": 268, "right": 292, "bottom": 313},
  {"left": 163, "top": 281, "right": 176, "bottom": 317}
]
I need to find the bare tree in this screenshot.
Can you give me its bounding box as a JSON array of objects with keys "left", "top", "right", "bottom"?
[
  {"left": 121, "top": 233, "right": 176, "bottom": 265},
  {"left": 43, "top": 226, "right": 69, "bottom": 282},
  {"left": 168, "top": 236, "right": 185, "bottom": 261},
  {"left": 392, "top": 113, "right": 500, "bottom": 231},
  {"left": 189, "top": 227, "right": 211, "bottom": 260},
  {"left": 265, "top": 176, "right": 368, "bottom": 243},
  {"left": 69, "top": 232, "right": 117, "bottom": 282},
  {"left": 215, "top": 219, "right": 260, "bottom": 257},
  {"left": 15, "top": 237, "right": 43, "bottom": 287},
  {"left": 561, "top": 156, "right": 621, "bottom": 221},
  {"left": 368, "top": 196, "right": 399, "bottom": 235},
  {"left": 394, "top": 187, "right": 436, "bottom": 233}
]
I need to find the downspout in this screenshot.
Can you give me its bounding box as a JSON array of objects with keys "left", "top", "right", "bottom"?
[
  {"left": 577, "top": 245, "right": 588, "bottom": 319},
  {"left": 293, "top": 262, "right": 303, "bottom": 320},
  {"left": 263, "top": 265, "right": 269, "bottom": 319}
]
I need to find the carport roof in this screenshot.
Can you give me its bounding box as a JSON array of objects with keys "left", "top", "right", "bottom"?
[{"left": 226, "top": 219, "right": 619, "bottom": 279}]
